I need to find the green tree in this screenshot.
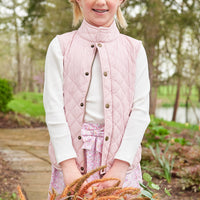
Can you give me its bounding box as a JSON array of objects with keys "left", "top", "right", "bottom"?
[
  {"left": 125, "top": 0, "right": 168, "bottom": 114},
  {"left": 0, "top": 0, "right": 27, "bottom": 92},
  {"left": 22, "top": 0, "right": 74, "bottom": 92},
  {"left": 125, "top": 0, "right": 199, "bottom": 120},
  {"left": 168, "top": 0, "right": 197, "bottom": 121}
]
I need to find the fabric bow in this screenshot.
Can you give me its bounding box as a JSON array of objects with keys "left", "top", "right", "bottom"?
[{"left": 81, "top": 130, "right": 104, "bottom": 153}]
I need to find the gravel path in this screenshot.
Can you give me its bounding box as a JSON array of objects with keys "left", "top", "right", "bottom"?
[{"left": 0, "top": 128, "right": 51, "bottom": 200}]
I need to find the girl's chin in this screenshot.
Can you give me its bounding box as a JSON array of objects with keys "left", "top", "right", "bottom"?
[{"left": 87, "top": 19, "right": 113, "bottom": 27}]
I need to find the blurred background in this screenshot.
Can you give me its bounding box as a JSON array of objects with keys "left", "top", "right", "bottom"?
[
  {"left": 0, "top": 1, "right": 200, "bottom": 200},
  {"left": 0, "top": 0, "right": 199, "bottom": 125}
]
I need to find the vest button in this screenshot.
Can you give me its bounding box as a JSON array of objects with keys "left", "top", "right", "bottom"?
[
  {"left": 105, "top": 104, "right": 110, "bottom": 109},
  {"left": 80, "top": 166, "right": 84, "bottom": 171},
  {"left": 98, "top": 43, "right": 102, "bottom": 47},
  {"left": 80, "top": 102, "right": 84, "bottom": 107},
  {"left": 91, "top": 44, "right": 95, "bottom": 48},
  {"left": 105, "top": 136, "right": 109, "bottom": 141},
  {"left": 78, "top": 136, "right": 81, "bottom": 140},
  {"left": 85, "top": 72, "right": 89, "bottom": 76},
  {"left": 103, "top": 72, "right": 107, "bottom": 77}
]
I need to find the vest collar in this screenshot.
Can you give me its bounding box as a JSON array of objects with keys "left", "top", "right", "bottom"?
[{"left": 77, "top": 20, "right": 120, "bottom": 43}]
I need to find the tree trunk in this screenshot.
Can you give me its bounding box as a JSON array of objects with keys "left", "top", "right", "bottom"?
[
  {"left": 185, "top": 96, "right": 189, "bottom": 123},
  {"left": 29, "top": 58, "right": 34, "bottom": 92},
  {"left": 148, "top": 49, "right": 156, "bottom": 115},
  {"left": 172, "top": 76, "right": 181, "bottom": 121},
  {"left": 185, "top": 84, "right": 192, "bottom": 123},
  {"left": 151, "top": 87, "right": 158, "bottom": 115},
  {"left": 146, "top": 0, "right": 163, "bottom": 115},
  {"left": 172, "top": 26, "right": 184, "bottom": 121},
  {"left": 198, "top": 86, "right": 200, "bottom": 102},
  {"left": 14, "top": 1, "right": 21, "bottom": 92},
  {"left": 15, "top": 25, "right": 21, "bottom": 92}
]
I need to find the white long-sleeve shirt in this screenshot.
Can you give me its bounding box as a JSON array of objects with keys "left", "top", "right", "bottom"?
[
  {"left": 84, "top": 52, "right": 104, "bottom": 123},
  {"left": 43, "top": 37, "right": 150, "bottom": 166}
]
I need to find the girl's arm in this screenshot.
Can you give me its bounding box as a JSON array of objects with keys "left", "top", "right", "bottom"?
[
  {"left": 101, "top": 45, "right": 150, "bottom": 187},
  {"left": 43, "top": 37, "right": 82, "bottom": 184},
  {"left": 114, "top": 44, "right": 150, "bottom": 166}
]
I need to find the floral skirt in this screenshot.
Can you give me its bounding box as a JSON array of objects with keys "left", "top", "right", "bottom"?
[{"left": 48, "top": 123, "right": 142, "bottom": 197}]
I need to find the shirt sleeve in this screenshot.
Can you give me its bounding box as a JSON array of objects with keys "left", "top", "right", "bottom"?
[
  {"left": 43, "top": 36, "right": 77, "bottom": 164},
  {"left": 114, "top": 44, "right": 150, "bottom": 166}
]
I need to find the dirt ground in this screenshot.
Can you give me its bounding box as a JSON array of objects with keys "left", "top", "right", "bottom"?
[
  {"left": 141, "top": 125, "right": 200, "bottom": 200},
  {"left": 0, "top": 153, "right": 21, "bottom": 199},
  {"left": 0, "top": 111, "right": 45, "bottom": 129},
  {"left": 142, "top": 146, "right": 200, "bottom": 200},
  {"left": 0, "top": 112, "right": 200, "bottom": 200}
]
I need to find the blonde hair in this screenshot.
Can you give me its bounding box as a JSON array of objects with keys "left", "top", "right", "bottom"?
[
  {"left": 69, "top": 0, "right": 83, "bottom": 26},
  {"left": 69, "top": 0, "right": 128, "bottom": 29},
  {"left": 116, "top": 7, "right": 128, "bottom": 29}
]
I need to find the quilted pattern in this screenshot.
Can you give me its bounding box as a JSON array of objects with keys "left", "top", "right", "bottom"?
[{"left": 57, "top": 20, "right": 141, "bottom": 174}]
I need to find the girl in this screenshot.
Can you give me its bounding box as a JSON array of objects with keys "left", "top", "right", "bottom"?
[{"left": 43, "top": 0, "right": 150, "bottom": 196}]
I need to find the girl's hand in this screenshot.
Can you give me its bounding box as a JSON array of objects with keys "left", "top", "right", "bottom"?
[
  {"left": 98, "top": 159, "right": 129, "bottom": 189},
  {"left": 60, "top": 158, "right": 83, "bottom": 186}
]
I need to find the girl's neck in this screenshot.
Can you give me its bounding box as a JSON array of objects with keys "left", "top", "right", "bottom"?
[{"left": 77, "top": 19, "right": 120, "bottom": 43}]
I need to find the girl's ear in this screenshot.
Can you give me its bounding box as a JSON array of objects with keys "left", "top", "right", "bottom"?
[
  {"left": 121, "top": 0, "right": 126, "bottom": 4},
  {"left": 119, "top": 0, "right": 125, "bottom": 6},
  {"left": 76, "top": 0, "right": 82, "bottom": 8}
]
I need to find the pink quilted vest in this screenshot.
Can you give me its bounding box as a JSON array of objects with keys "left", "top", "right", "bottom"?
[{"left": 51, "top": 20, "right": 142, "bottom": 174}]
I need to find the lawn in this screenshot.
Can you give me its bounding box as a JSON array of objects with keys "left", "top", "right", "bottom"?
[
  {"left": 7, "top": 92, "right": 45, "bottom": 119},
  {"left": 157, "top": 85, "right": 199, "bottom": 108}
]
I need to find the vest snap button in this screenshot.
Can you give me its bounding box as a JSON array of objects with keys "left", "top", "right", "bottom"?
[
  {"left": 85, "top": 72, "right": 89, "bottom": 76},
  {"left": 91, "top": 44, "right": 95, "bottom": 48},
  {"left": 81, "top": 166, "right": 84, "bottom": 171},
  {"left": 98, "top": 43, "right": 102, "bottom": 47},
  {"left": 80, "top": 102, "right": 84, "bottom": 107},
  {"left": 78, "top": 136, "right": 81, "bottom": 140},
  {"left": 105, "top": 104, "right": 110, "bottom": 109},
  {"left": 105, "top": 136, "right": 109, "bottom": 141},
  {"left": 103, "top": 72, "right": 107, "bottom": 77}
]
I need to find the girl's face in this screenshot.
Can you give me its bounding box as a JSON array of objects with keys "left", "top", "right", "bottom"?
[{"left": 76, "top": 0, "right": 123, "bottom": 27}]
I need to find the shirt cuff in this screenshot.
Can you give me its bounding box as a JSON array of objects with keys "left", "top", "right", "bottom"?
[{"left": 49, "top": 129, "right": 77, "bottom": 164}]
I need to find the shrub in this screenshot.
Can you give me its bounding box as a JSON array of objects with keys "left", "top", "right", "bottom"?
[
  {"left": 149, "top": 144, "right": 175, "bottom": 183},
  {"left": 0, "top": 78, "right": 13, "bottom": 112},
  {"left": 145, "top": 125, "right": 170, "bottom": 146}
]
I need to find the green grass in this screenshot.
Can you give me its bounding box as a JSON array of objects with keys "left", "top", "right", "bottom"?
[
  {"left": 158, "top": 85, "right": 198, "bottom": 96},
  {"left": 157, "top": 85, "right": 199, "bottom": 108},
  {"left": 0, "top": 192, "right": 18, "bottom": 200},
  {"left": 6, "top": 92, "right": 199, "bottom": 130},
  {"left": 7, "top": 92, "right": 45, "bottom": 118},
  {"left": 150, "top": 115, "right": 199, "bottom": 133}
]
